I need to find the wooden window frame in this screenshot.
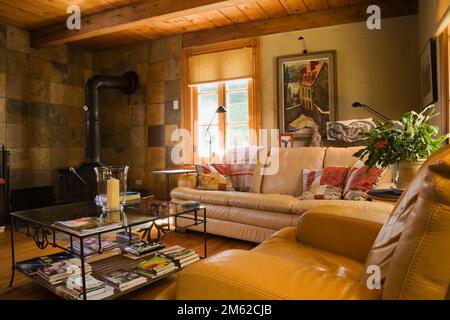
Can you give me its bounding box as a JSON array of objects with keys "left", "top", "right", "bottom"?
[
  {"left": 182, "top": 38, "right": 261, "bottom": 164},
  {"left": 192, "top": 80, "right": 252, "bottom": 163}
]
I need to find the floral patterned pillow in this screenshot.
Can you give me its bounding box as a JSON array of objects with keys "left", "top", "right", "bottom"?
[
  {"left": 343, "top": 160, "right": 382, "bottom": 201},
  {"left": 299, "top": 167, "right": 349, "bottom": 200},
  {"left": 195, "top": 164, "right": 234, "bottom": 191}
]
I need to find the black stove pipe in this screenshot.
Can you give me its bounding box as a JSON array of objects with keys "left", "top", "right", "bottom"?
[{"left": 84, "top": 71, "right": 139, "bottom": 164}]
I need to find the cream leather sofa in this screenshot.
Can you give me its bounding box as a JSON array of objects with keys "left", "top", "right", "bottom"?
[{"left": 171, "top": 147, "right": 394, "bottom": 243}]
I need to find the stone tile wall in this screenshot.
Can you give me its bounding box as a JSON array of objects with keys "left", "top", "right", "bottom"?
[
  {"left": 93, "top": 35, "right": 183, "bottom": 198},
  {"left": 2, "top": 22, "right": 182, "bottom": 197},
  {"left": 0, "top": 23, "right": 92, "bottom": 190}
]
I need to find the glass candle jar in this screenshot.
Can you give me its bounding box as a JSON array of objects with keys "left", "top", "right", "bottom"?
[{"left": 94, "top": 166, "right": 129, "bottom": 212}]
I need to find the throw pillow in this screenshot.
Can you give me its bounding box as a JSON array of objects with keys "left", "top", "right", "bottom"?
[
  {"left": 224, "top": 147, "right": 259, "bottom": 192},
  {"left": 299, "top": 167, "right": 349, "bottom": 200},
  {"left": 343, "top": 160, "right": 383, "bottom": 201},
  {"left": 195, "top": 164, "right": 234, "bottom": 191}
]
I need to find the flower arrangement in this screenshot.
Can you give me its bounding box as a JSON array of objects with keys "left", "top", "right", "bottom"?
[{"left": 353, "top": 105, "right": 449, "bottom": 168}]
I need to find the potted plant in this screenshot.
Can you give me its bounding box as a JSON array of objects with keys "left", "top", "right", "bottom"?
[{"left": 353, "top": 105, "right": 449, "bottom": 189}]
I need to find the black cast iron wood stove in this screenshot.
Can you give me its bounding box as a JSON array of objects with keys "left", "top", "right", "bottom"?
[{"left": 57, "top": 71, "right": 139, "bottom": 204}]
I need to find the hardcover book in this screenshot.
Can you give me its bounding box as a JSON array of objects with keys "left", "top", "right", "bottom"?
[{"left": 102, "top": 270, "right": 147, "bottom": 291}]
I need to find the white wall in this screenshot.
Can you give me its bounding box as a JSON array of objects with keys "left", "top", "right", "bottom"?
[{"left": 260, "top": 15, "right": 420, "bottom": 129}]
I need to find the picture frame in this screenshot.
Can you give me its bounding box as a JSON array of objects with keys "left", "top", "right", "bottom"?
[
  {"left": 420, "top": 38, "right": 438, "bottom": 108},
  {"left": 279, "top": 133, "right": 294, "bottom": 148},
  {"left": 277, "top": 51, "right": 337, "bottom": 140}
]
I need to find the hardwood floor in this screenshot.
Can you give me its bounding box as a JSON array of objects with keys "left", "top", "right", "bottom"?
[{"left": 0, "top": 228, "right": 255, "bottom": 300}]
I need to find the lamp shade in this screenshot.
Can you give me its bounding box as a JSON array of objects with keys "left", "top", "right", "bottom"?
[{"left": 216, "top": 106, "right": 227, "bottom": 113}]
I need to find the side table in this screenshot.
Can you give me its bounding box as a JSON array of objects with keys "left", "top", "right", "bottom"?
[{"left": 152, "top": 169, "right": 196, "bottom": 200}]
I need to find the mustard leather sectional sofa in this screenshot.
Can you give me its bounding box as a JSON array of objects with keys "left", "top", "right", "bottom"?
[{"left": 170, "top": 145, "right": 450, "bottom": 300}]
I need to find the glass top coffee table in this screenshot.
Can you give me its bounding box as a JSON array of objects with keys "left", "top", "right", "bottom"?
[{"left": 8, "top": 201, "right": 207, "bottom": 300}]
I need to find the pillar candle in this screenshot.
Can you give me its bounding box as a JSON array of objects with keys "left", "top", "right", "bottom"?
[{"left": 107, "top": 177, "right": 120, "bottom": 211}]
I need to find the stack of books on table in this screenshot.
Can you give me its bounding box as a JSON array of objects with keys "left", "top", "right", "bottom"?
[
  {"left": 134, "top": 256, "right": 177, "bottom": 279},
  {"left": 158, "top": 245, "right": 200, "bottom": 268},
  {"left": 37, "top": 258, "right": 92, "bottom": 285},
  {"left": 101, "top": 270, "right": 147, "bottom": 291},
  {"left": 53, "top": 217, "right": 121, "bottom": 236},
  {"left": 16, "top": 252, "right": 74, "bottom": 276},
  {"left": 56, "top": 274, "right": 114, "bottom": 300},
  {"left": 123, "top": 240, "right": 165, "bottom": 258},
  {"left": 72, "top": 237, "right": 121, "bottom": 263}
]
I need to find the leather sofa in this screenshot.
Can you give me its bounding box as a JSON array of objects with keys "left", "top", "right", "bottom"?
[
  {"left": 171, "top": 147, "right": 394, "bottom": 243},
  {"left": 172, "top": 145, "right": 450, "bottom": 300}
]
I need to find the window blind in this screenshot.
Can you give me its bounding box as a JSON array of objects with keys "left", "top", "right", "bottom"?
[{"left": 188, "top": 47, "right": 253, "bottom": 85}]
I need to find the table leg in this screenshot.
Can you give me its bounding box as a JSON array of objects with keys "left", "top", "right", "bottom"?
[
  {"left": 165, "top": 174, "right": 170, "bottom": 201},
  {"left": 9, "top": 216, "right": 15, "bottom": 287},
  {"left": 80, "top": 238, "right": 87, "bottom": 301},
  {"left": 203, "top": 208, "right": 207, "bottom": 258}
]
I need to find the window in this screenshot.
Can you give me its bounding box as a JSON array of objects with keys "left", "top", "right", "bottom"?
[
  {"left": 182, "top": 38, "right": 260, "bottom": 164},
  {"left": 193, "top": 79, "right": 252, "bottom": 162}
]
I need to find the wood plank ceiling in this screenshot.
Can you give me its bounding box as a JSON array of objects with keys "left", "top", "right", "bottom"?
[{"left": 0, "top": 0, "right": 417, "bottom": 50}]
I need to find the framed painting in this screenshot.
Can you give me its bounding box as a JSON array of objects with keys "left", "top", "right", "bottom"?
[
  {"left": 420, "top": 38, "right": 438, "bottom": 108},
  {"left": 277, "top": 51, "right": 337, "bottom": 140},
  {"left": 279, "top": 133, "right": 294, "bottom": 148}
]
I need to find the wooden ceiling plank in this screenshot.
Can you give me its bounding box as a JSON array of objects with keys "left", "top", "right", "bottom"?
[
  {"left": 237, "top": 1, "right": 270, "bottom": 21},
  {"left": 30, "top": 0, "right": 247, "bottom": 48},
  {"left": 219, "top": 6, "right": 252, "bottom": 23},
  {"left": 201, "top": 10, "right": 234, "bottom": 27},
  {"left": 256, "top": 0, "right": 289, "bottom": 17},
  {"left": 184, "top": 13, "right": 218, "bottom": 29},
  {"left": 279, "top": 0, "right": 308, "bottom": 14},
  {"left": 327, "top": 0, "right": 352, "bottom": 9},
  {"left": 302, "top": 0, "right": 329, "bottom": 11},
  {"left": 182, "top": 0, "right": 418, "bottom": 47}
]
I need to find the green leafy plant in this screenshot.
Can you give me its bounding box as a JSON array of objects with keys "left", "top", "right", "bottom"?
[{"left": 353, "top": 105, "right": 450, "bottom": 168}]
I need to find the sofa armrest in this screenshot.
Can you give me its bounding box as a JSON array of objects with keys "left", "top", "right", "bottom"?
[
  {"left": 176, "top": 249, "right": 380, "bottom": 300},
  {"left": 297, "top": 206, "right": 388, "bottom": 263},
  {"left": 178, "top": 174, "right": 197, "bottom": 189}
]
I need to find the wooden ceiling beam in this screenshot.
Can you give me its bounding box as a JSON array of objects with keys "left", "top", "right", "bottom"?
[
  {"left": 30, "top": 0, "right": 246, "bottom": 48},
  {"left": 182, "top": 0, "right": 418, "bottom": 48}
]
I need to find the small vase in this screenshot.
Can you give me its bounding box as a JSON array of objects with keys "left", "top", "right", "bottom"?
[{"left": 394, "top": 159, "right": 426, "bottom": 190}]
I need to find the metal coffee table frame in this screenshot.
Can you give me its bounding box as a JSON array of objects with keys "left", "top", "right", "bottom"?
[{"left": 8, "top": 201, "right": 207, "bottom": 300}]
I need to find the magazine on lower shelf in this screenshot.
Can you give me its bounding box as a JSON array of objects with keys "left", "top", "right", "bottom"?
[
  {"left": 16, "top": 252, "right": 75, "bottom": 276},
  {"left": 53, "top": 217, "right": 122, "bottom": 236},
  {"left": 134, "top": 256, "right": 177, "bottom": 279},
  {"left": 37, "top": 259, "right": 92, "bottom": 285},
  {"left": 123, "top": 241, "right": 165, "bottom": 256}
]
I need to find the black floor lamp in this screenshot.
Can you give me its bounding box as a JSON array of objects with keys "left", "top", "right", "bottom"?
[
  {"left": 205, "top": 106, "right": 227, "bottom": 164},
  {"left": 352, "top": 102, "right": 390, "bottom": 121}
]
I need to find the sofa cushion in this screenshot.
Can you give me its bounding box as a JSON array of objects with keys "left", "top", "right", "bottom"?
[
  {"left": 253, "top": 228, "right": 365, "bottom": 283},
  {"left": 177, "top": 204, "right": 300, "bottom": 231},
  {"left": 261, "top": 147, "right": 326, "bottom": 196},
  {"left": 171, "top": 187, "right": 233, "bottom": 206},
  {"left": 324, "top": 147, "right": 364, "bottom": 167},
  {"left": 228, "top": 192, "right": 297, "bottom": 214},
  {"left": 291, "top": 199, "right": 395, "bottom": 216}
]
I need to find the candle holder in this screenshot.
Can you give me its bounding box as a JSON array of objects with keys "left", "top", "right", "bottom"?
[{"left": 94, "top": 166, "right": 129, "bottom": 212}]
